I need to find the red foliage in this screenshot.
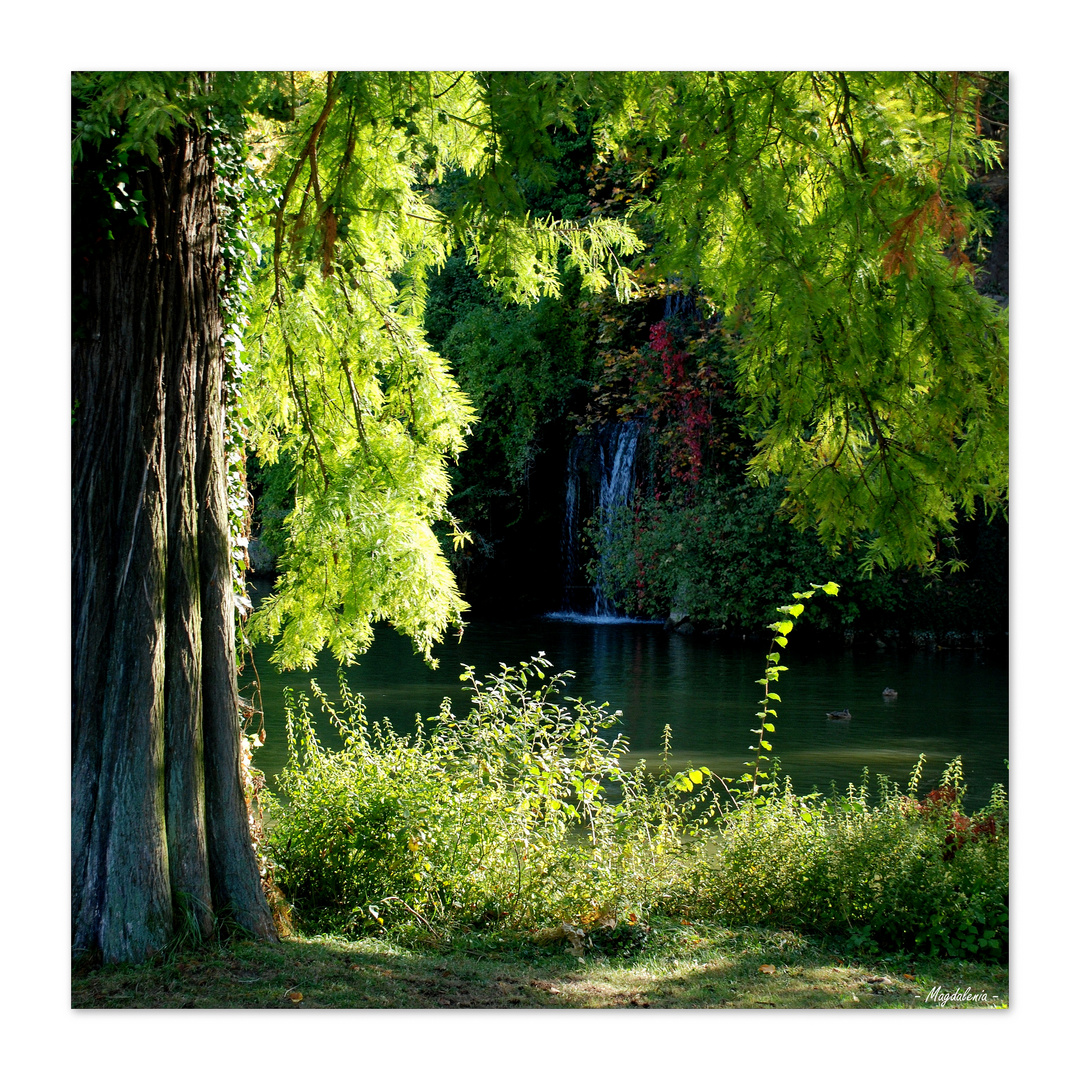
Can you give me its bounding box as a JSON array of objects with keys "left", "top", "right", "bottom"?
[
  {"left": 648, "top": 320, "right": 714, "bottom": 487},
  {"left": 903, "top": 786, "right": 1001, "bottom": 861},
  {"left": 942, "top": 811, "right": 971, "bottom": 861},
  {"left": 881, "top": 190, "right": 969, "bottom": 280},
  {"left": 925, "top": 786, "right": 959, "bottom": 808}
]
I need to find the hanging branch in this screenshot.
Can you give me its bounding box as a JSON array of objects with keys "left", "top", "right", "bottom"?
[
  {"left": 337, "top": 345, "right": 371, "bottom": 457},
  {"left": 273, "top": 72, "right": 339, "bottom": 302},
  {"left": 284, "top": 341, "right": 329, "bottom": 493}
]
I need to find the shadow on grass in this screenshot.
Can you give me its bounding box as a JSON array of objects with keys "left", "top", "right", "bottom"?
[{"left": 71, "top": 922, "right": 1009, "bottom": 1009}]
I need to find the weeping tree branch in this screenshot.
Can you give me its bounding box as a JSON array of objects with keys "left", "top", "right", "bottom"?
[{"left": 273, "top": 72, "right": 339, "bottom": 302}]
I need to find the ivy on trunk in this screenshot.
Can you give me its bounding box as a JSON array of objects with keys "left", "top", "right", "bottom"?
[{"left": 72, "top": 122, "right": 274, "bottom": 964}]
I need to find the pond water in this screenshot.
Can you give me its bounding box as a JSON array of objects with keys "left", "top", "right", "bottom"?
[{"left": 244, "top": 609, "right": 1009, "bottom": 808}]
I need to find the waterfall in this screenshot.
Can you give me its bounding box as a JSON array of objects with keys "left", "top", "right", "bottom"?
[
  {"left": 593, "top": 421, "right": 641, "bottom": 616},
  {"left": 663, "top": 287, "right": 696, "bottom": 320},
  {"left": 558, "top": 420, "right": 642, "bottom": 619}
]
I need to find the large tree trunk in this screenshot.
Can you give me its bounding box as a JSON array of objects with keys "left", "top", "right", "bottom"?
[{"left": 72, "top": 120, "right": 275, "bottom": 965}]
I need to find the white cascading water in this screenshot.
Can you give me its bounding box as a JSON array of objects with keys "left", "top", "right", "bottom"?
[
  {"left": 593, "top": 420, "right": 641, "bottom": 616},
  {"left": 556, "top": 420, "right": 642, "bottom": 621}
]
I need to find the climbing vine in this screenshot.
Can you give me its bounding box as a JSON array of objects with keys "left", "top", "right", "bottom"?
[{"left": 206, "top": 105, "right": 272, "bottom": 638}]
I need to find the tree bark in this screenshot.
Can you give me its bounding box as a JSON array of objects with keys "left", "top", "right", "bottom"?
[
  {"left": 196, "top": 249, "right": 276, "bottom": 938},
  {"left": 72, "top": 121, "right": 274, "bottom": 965}
]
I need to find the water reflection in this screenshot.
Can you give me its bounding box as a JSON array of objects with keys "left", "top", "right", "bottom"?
[{"left": 245, "top": 613, "right": 1008, "bottom": 807}]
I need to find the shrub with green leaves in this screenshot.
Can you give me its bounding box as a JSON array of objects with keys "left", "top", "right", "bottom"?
[
  {"left": 264, "top": 658, "right": 713, "bottom": 936},
  {"left": 592, "top": 478, "right": 905, "bottom": 632},
  {"left": 264, "top": 640, "right": 1007, "bottom": 959},
  {"left": 695, "top": 587, "right": 1008, "bottom": 961},
  {"left": 696, "top": 760, "right": 1008, "bottom": 959}
]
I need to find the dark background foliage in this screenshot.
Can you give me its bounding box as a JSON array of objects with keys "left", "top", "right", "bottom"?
[{"left": 248, "top": 82, "right": 1008, "bottom": 645}]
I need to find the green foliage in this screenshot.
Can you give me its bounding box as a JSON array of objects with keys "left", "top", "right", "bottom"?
[
  {"left": 72, "top": 71, "right": 196, "bottom": 166},
  {"left": 74, "top": 70, "right": 1009, "bottom": 669},
  {"left": 441, "top": 288, "right": 589, "bottom": 507},
  {"left": 208, "top": 108, "right": 269, "bottom": 631},
  {"left": 702, "top": 762, "right": 1008, "bottom": 960},
  {"left": 242, "top": 238, "right": 477, "bottom": 668},
  {"left": 591, "top": 462, "right": 1005, "bottom": 639},
  {"left": 73, "top": 71, "right": 644, "bottom": 670},
  {"left": 236, "top": 72, "right": 642, "bottom": 666},
  {"left": 264, "top": 644, "right": 1006, "bottom": 958},
  {"left": 71, "top": 71, "right": 293, "bottom": 165},
  {"left": 264, "top": 657, "right": 714, "bottom": 935},
  {"left": 594, "top": 71, "right": 1008, "bottom": 571},
  {"left": 593, "top": 479, "right": 901, "bottom": 629},
  {"left": 247, "top": 452, "right": 295, "bottom": 562}
]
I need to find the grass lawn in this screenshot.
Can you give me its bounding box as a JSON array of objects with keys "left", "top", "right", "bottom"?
[{"left": 71, "top": 919, "right": 1007, "bottom": 1009}]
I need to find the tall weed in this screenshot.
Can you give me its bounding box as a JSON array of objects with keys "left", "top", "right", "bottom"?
[
  {"left": 264, "top": 657, "right": 712, "bottom": 937},
  {"left": 263, "top": 656, "right": 1007, "bottom": 960}
]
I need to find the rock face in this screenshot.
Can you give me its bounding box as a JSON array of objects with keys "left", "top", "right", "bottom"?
[
  {"left": 974, "top": 169, "right": 1008, "bottom": 305},
  {"left": 247, "top": 536, "right": 276, "bottom": 577},
  {"left": 665, "top": 611, "right": 694, "bottom": 634}
]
